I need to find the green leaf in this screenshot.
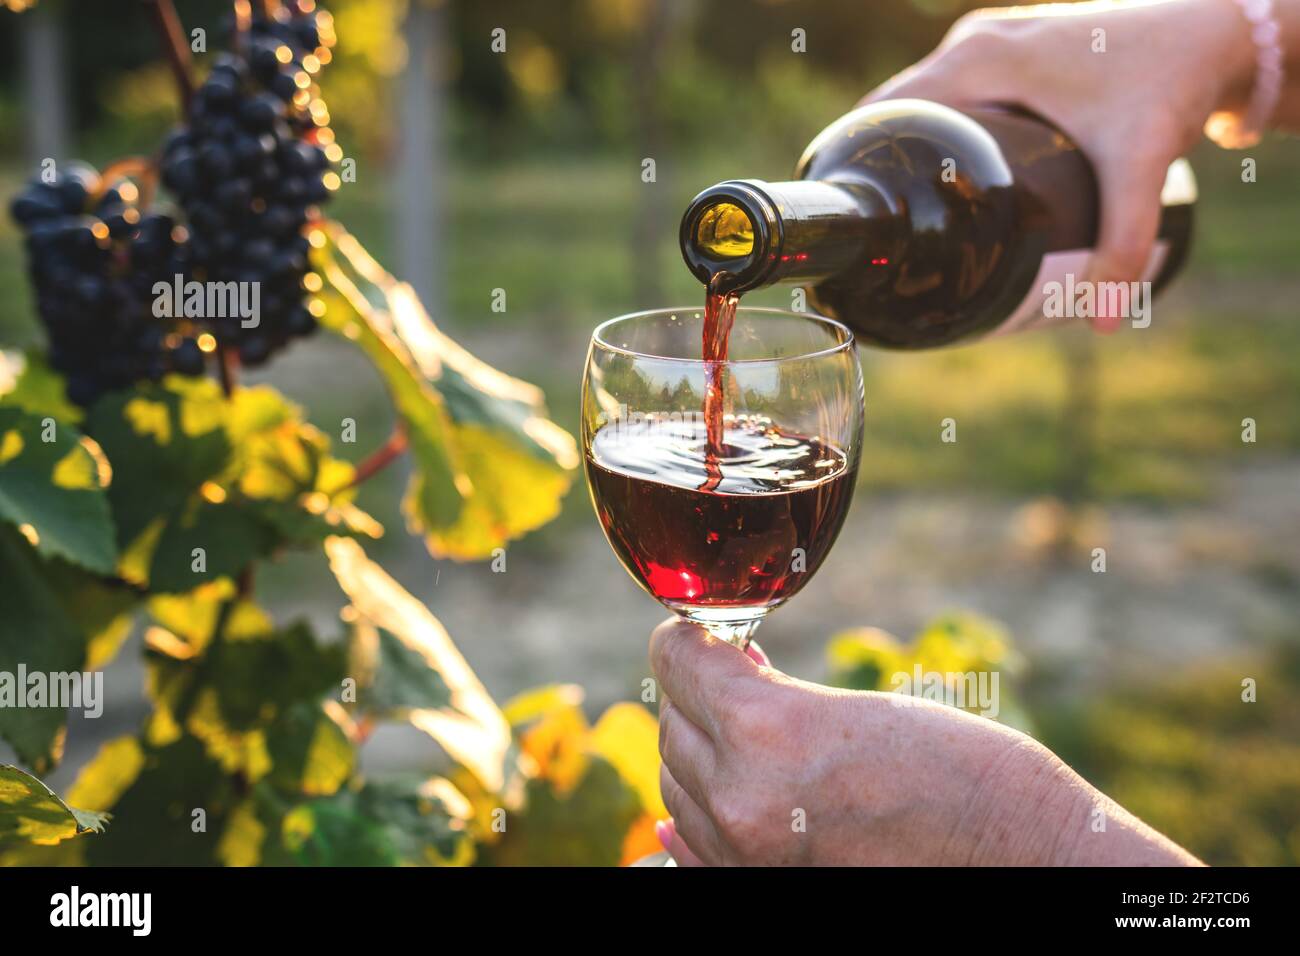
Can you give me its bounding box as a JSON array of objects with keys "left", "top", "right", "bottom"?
[
  {"left": 273, "top": 776, "right": 473, "bottom": 866},
  {"left": 145, "top": 614, "right": 350, "bottom": 791},
  {"left": 0, "top": 405, "right": 116, "bottom": 573},
  {"left": 0, "top": 527, "right": 97, "bottom": 770},
  {"left": 350, "top": 620, "right": 452, "bottom": 714},
  {"left": 825, "top": 627, "right": 906, "bottom": 692},
  {"left": 88, "top": 376, "right": 232, "bottom": 550},
  {"left": 0, "top": 350, "right": 83, "bottom": 424},
  {"left": 483, "top": 756, "right": 641, "bottom": 867},
  {"left": 352, "top": 775, "right": 473, "bottom": 865},
  {"left": 207, "top": 623, "right": 347, "bottom": 731},
  {"left": 148, "top": 582, "right": 271, "bottom": 654},
  {"left": 325, "top": 536, "right": 516, "bottom": 794},
  {"left": 279, "top": 796, "right": 399, "bottom": 866},
  {"left": 81, "top": 736, "right": 233, "bottom": 866},
  {"left": 230, "top": 388, "right": 381, "bottom": 545},
  {"left": 41, "top": 556, "right": 137, "bottom": 672},
  {"left": 318, "top": 226, "right": 578, "bottom": 560},
  {"left": 90, "top": 379, "right": 377, "bottom": 592},
  {"left": 64, "top": 736, "right": 146, "bottom": 813},
  {"left": 265, "top": 703, "right": 354, "bottom": 797},
  {"left": 315, "top": 243, "right": 462, "bottom": 529},
  {"left": 144, "top": 499, "right": 276, "bottom": 593},
  {"left": 0, "top": 764, "right": 109, "bottom": 846}
]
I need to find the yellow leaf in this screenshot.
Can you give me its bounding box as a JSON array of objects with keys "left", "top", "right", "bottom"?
[
  {"left": 65, "top": 737, "right": 144, "bottom": 812},
  {"left": 519, "top": 704, "right": 590, "bottom": 796},
  {"left": 318, "top": 225, "right": 578, "bottom": 561},
  {"left": 217, "top": 800, "right": 265, "bottom": 867},
  {"left": 619, "top": 813, "right": 663, "bottom": 866},
  {"left": 502, "top": 683, "right": 584, "bottom": 727},
  {"left": 416, "top": 423, "right": 574, "bottom": 560},
  {"left": 590, "top": 702, "right": 665, "bottom": 817},
  {"left": 326, "top": 537, "right": 514, "bottom": 794}
]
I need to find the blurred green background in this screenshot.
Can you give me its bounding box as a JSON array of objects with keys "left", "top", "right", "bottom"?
[{"left": 1, "top": 0, "right": 1297, "bottom": 865}]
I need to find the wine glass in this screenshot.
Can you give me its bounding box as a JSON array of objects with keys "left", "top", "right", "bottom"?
[{"left": 582, "top": 306, "right": 864, "bottom": 649}]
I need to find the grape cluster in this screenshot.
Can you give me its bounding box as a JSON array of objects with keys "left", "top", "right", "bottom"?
[
  {"left": 9, "top": 164, "right": 204, "bottom": 407},
  {"left": 160, "top": 0, "right": 338, "bottom": 366}
]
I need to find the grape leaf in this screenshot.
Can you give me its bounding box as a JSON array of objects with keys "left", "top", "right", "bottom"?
[
  {"left": 325, "top": 536, "right": 516, "bottom": 794},
  {"left": 0, "top": 405, "right": 116, "bottom": 573},
  {"left": 64, "top": 736, "right": 146, "bottom": 814},
  {"left": 278, "top": 796, "right": 400, "bottom": 866},
  {"left": 81, "top": 735, "right": 233, "bottom": 866},
  {"left": 590, "top": 702, "right": 666, "bottom": 818},
  {"left": 0, "top": 764, "right": 110, "bottom": 846},
  {"left": 351, "top": 775, "right": 474, "bottom": 865},
  {"left": 0, "top": 527, "right": 104, "bottom": 770},
  {"left": 482, "top": 756, "right": 641, "bottom": 867},
  {"left": 270, "top": 775, "right": 473, "bottom": 867},
  {"left": 502, "top": 683, "right": 585, "bottom": 727},
  {"left": 264, "top": 703, "right": 354, "bottom": 797},
  {"left": 90, "top": 379, "right": 378, "bottom": 592},
  {"left": 148, "top": 582, "right": 272, "bottom": 654},
  {"left": 88, "top": 376, "right": 232, "bottom": 551},
  {"left": 144, "top": 614, "right": 350, "bottom": 791},
  {"left": 349, "top": 619, "right": 452, "bottom": 715},
  {"left": 317, "top": 225, "right": 578, "bottom": 560},
  {"left": 0, "top": 350, "right": 83, "bottom": 424},
  {"left": 39, "top": 553, "right": 137, "bottom": 671}
]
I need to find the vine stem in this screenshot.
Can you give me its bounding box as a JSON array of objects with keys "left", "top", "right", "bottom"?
[
  {"left": 142, "top": 0, "right": 195, "bottom": 115},
  {"left": 217, "top": 346, "right": 240, "bottom": 397},
  {"left": 350, "top": 421, "right": 409, "bottom": 486},
  {"left": 141, "top": 0, "right": 242, "bottom": 397}
]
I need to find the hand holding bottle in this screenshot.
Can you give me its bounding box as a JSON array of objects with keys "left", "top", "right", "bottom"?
[{"left": 860, "top": 0, "right": 1300, "bottom": 332}]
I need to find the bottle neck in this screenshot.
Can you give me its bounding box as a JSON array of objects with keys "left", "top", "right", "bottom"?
[{"left": 680, "top": 178, "right": 896, "bottom": 294}]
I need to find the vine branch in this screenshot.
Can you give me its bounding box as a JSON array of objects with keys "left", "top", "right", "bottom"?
[
  {"left": 350, "top": 421, "right": 409, "bottom": 486},
  {"left": 217, "top": 346, "right": 240, "bottom": 398},
  {"left": 142, "top": 0, "right": 195, "bottom": 115}
]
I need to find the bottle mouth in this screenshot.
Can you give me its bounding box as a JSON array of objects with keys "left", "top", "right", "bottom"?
[{"left": 679, "top": 181, "right": 780, "bottom": 294}]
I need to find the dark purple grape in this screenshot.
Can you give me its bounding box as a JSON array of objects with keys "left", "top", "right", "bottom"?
[
  {"left": 8, "top": 161, "right": 203, "bottom": 406},
  {"left": 152, "top": 1, "right": 337, "bottom": 364}
]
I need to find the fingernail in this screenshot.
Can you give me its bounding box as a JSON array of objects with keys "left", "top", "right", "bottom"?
[
  {"left": 746, "top": 641, "right": 771, "bottom": 666},
  {"left": 655, "top": 820, "right": 673, "bottom": 849}
]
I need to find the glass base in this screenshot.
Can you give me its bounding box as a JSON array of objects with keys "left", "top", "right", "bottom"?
[{"left": 674, "top": 605, "right": 768, "bottom": 650}]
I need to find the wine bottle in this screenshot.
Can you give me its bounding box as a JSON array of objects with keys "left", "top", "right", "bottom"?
[{"left": 680, "top": 98, "right": 1196, "bottom": 348}]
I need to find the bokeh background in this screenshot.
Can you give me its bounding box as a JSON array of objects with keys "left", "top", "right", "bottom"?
[{"left": 1, "top": 0, "right": 1297, "bottom": 864}]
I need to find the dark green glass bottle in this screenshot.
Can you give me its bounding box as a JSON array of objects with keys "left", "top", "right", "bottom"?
[{"left": 681, "top": 99, "right": 1195, "bottom": 348}]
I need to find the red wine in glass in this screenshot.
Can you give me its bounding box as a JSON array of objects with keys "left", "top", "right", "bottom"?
[{"left": 586, "top": 414, "right": 856, "bottom": 612}]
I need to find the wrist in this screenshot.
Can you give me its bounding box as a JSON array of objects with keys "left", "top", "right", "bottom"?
[{"left": 1187, "top": 0, "right": 1265, "bottom": 115}]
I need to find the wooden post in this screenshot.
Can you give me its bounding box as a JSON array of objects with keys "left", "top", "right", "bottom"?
[
  {"left": 395, "top": 0, "right": 447, "bottom": 315},
  {"left": 19, "top": 0, "right": 72, "bottom": 165}
]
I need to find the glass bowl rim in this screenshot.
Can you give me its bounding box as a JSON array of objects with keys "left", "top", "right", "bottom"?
[{"left": 591, "top": 306, "right": 856, "bottom": 366}]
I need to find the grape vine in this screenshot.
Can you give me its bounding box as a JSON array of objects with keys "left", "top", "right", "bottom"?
[{"left": 8, "top": 0, "right": 340, "bottom": 403}]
